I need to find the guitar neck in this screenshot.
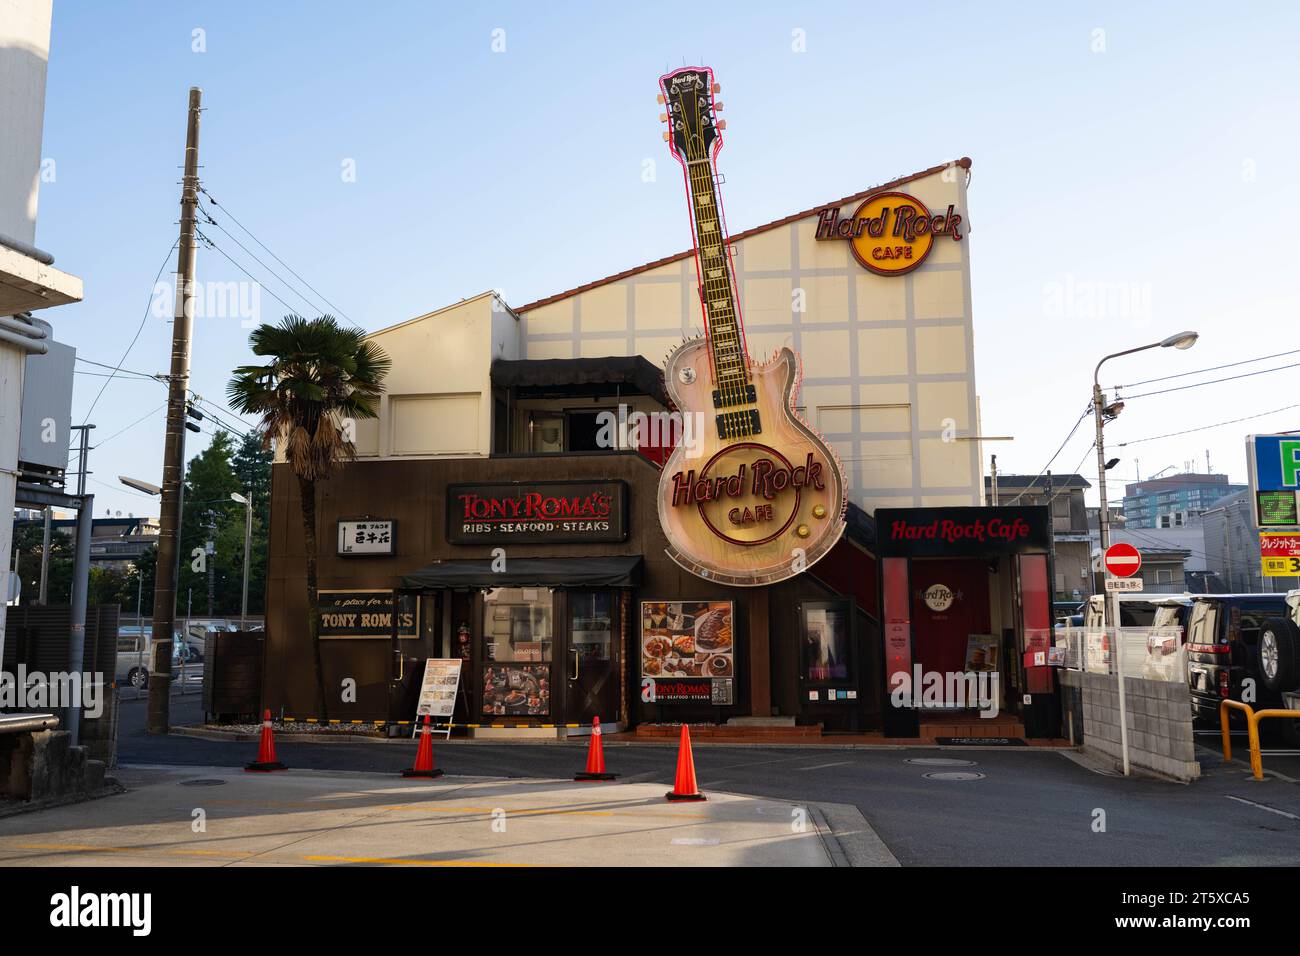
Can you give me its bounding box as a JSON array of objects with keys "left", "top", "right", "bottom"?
[{"left": 684, "top": 158, "right": 750, "bottom": 393}]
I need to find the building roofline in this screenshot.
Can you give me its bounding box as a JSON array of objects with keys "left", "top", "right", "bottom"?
[
  {"left": 513, "top": 157, "right": 972, "bottom": 314},
  {"left": 367, "top": 290, "right": 518, "bottom": 339}
]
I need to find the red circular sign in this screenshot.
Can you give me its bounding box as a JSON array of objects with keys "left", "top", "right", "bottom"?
[{"left": 1104, "top": 543, "right": 1142, "bottom": 577}]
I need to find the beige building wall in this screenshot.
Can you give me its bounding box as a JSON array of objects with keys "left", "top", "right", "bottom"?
[
  {"left": 346, "top": 291, "right": 518, "bottom": 460},
  {"left": 517, "top": 163, "right": 982, "bottom": 514}
]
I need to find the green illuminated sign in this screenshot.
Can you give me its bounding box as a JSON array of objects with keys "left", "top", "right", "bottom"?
[{"left": 1258, "top": 490, "right": 1299, "bottom": 528}]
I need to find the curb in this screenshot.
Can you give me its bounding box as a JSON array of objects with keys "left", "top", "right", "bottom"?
[
  {"left": 0, "top": 781, "right": 127, "bottom": 819},
  {"left": 806, "top": 800, "right": 900, "bottom": 868},
  {"left": 171, "top": 725, "right": 1078, "bottom": 752}
]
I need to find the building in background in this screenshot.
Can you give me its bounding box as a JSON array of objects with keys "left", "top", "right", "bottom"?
[
  {"left": 986, "top": 474, "right": 1091, "bottom": 600},
  {"left": 12, "top": 514, "right": 159, "bottom": 573},
  {"left": 1122, "top": 472, "right": 1245, "bottom": 529},
  {"left": 1203, "top": 489, "right": 1299, "bottom": 593}
]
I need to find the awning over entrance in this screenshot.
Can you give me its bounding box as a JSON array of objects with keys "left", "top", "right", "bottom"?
[
  {"left": 402, "top": 555, "right": 643, "bottom": 589},
  {"left": 490, "top": 356, "right": 670, "bottom": 406}
]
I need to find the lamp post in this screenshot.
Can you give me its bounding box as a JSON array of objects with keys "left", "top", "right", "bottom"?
[
  {"left": 1092, "top": 330, "right": 1198, "bottom": 777},
  {"left": 1092, "top": 330, "right": 1199, "bottom": 621},
  {"left": 231, "top": 491, "right": 252, "bottom": 631}
]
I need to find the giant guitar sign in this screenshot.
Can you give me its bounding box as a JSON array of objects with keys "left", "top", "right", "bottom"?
[{"left": 655, "top": 67, "right": 846, "bottom": 586}]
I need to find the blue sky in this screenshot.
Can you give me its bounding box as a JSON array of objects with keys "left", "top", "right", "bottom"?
[{"left": 34, "top": 0, "right": 1300, "bottom": 517}]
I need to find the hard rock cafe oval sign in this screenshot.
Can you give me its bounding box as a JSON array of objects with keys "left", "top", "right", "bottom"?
[
  {"left": 814, "top": 190, "right": 963, "bottom": 277},
  {"left": 923, "top": 583, "right": 956, "bottom": 612}
]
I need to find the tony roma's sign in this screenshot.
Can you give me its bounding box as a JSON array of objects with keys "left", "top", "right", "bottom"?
[
  {"left": 814, "top": 191, "right": 962, "bottom": 276},
  {"left": 875, "top": 507, "right": 1051, "bottom": 558},
  {"left": 447, "top": 480, "right": 628, "bottom": 544},
  {"left": 318, "top": 590, "right": 419, "bottom": 639}
]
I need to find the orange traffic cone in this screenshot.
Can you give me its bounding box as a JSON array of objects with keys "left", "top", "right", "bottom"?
[
  {"left": 245, "top": 709, "right": 287, "bottom": 772},
  {"left": 402, "top": 715, "right": 443, "bottom": 778},
  {"left": 574, "top": 716, "right": 617, "bottom": 781},
  {"left": 665, "top": 724, "right": 706, "bottom": 801}
]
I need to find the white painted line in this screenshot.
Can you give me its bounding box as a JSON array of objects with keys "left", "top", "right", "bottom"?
[
  {"left": 1226, "top": 794, "right": 1300, "bottom": 820},
  {"left": 671, "top": 838, "right": 720, "bottom": 846},
  {"left": 798, "top": 761, "right": 852, "bottom": 771}
]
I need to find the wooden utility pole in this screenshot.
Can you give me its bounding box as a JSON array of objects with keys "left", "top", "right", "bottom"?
[{"left": 148, "top": 87, "right": 202, "bottom": 735}]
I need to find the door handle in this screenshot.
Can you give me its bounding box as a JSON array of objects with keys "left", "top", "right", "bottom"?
[{"left": 572, "top": 648, "right": 580, "bottom": 680}]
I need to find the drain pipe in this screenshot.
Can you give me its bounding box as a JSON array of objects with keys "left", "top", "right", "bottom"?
[
  {"left": 0, "top": 315, "right": 48, "bottom": 355},
  {"left": 0, "top": 232, "right": 55, "bottom": 265}
]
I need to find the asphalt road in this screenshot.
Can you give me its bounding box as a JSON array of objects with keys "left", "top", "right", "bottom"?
[{"left": 113, "top": 696, "right": 1300, "bottom": 866}]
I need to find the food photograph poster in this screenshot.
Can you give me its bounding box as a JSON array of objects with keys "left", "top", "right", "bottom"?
[{"left": 641, "top": 601, "right": 734, "bottom": 701}]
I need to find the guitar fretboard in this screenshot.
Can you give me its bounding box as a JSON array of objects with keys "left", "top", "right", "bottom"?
[{"left": 685, "top": 158, "right": 751, "bottom": 408}]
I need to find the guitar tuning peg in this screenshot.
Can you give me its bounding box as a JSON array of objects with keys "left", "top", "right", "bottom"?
[
  {"left": 659, "top": 112, "right": 669, "bottom": 123},
  {"left": 656, "top": 93, "right": 666, "bottom": 104},
  {"left": 662, "top": 131, "right": 671, "bottom": 142},
  {"left": 711, "top": 83, "right": 721, "bottom": 94},
  {"left": 716, "top": 119, "right": 727, "bottom": 131}
]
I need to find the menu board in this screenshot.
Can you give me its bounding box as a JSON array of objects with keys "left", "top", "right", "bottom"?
[
  {"left": 641, "top": 601, "right": 733, "bottom": 704},
  {"left": 416, "top": 659, "right": 462, "bottom": 720},
  {"left": 483, "top": 664, "right": 550, "bottom": 716}
]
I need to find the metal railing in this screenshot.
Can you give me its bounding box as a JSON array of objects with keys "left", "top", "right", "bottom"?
[
  {"left": 1054, "top": 626, "right": 1187, "bottom": 683},
  {"left": 1219, "top": 698, "right": 1300, "bottom": 781}
]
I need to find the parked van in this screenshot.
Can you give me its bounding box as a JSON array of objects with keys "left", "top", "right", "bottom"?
[{"left": 1185, "top": 593, "right": 1294, "bottom": 743}]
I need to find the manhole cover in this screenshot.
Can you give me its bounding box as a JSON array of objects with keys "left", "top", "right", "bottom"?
[
  {"left": 179, "top": 778, "right": 226, "bottom": 787},
  {"left": 923, "top": 771, "right": 985, "bottom": 781},
  {"left": 905, "top": 757, "right": 976, "bottom": 767}
]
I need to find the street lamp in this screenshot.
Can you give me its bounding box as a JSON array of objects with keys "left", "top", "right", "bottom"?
[
  {"left": 231, "top": 491, "right": 252, "bottom": 631},
  {"left": 1092, "top": 330, "right": 1199, "bottom": 622},
  {"left": 119, "top": 475, "right": 162, "bottom": 497}
]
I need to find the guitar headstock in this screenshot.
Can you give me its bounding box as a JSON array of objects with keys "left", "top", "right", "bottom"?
[{"left": 658, "top": 67, "right": 725, "bottom": 163}]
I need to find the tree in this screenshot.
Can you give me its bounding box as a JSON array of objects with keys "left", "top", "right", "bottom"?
[
  {"left": 177, "top": 431, "right": 241, "bottom": 617},
  {"left": 227, "top": 315, "right": 390, "bottom": 719}
]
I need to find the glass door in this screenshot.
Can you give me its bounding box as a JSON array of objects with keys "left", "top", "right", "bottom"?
[
  {"left": 565, "top": 591, "right": 617, "bottom": 724},
  {"left": 481, "top": 587, "right": 553, "bottom": 720}
]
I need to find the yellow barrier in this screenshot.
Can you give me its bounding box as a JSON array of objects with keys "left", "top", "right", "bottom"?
[{"left": 1218, "top": 699, "right": 1300, "bottom": 781}]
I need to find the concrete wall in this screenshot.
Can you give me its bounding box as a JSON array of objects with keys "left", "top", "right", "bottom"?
[
  {"left": 0, "top": 0, "right": 52, "bottom": 245},
  {"left": 1060, "top": 669, "right": 1200, "bottom": 782}
]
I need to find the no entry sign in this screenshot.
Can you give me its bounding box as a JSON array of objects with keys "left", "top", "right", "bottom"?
[{"left": 1104, "top": 542, "right": 1142, "bottom": 578}]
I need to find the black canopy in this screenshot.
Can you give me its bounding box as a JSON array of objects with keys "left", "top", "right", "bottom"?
[
  {"left": 402, "top": 555, "right": 643, "bottom": 590},
  {"left": 490, "top": 356, "right": 670, "bottom": 407}
]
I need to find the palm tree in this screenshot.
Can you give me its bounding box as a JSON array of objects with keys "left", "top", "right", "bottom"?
[{"left": 228, "top": 315, "right": 390, "bottom": 719}]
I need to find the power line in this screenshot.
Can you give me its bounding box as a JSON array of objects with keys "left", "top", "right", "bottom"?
[
  {"left": 1009, "top": 404, "right": 1094, "bottom": 504},
  {"left": 79, "top": 238, "right": 180, "bottom": 425},
  {"left": 1122, "top": 361, "right": 1300, "bottom": 401},
  {"left": 75, "top": 356, "right": 166, "bottom": 381},
  {"left": 1118, "top": 402, "right": 1300, "bottom": 447},
  {"left": 197, "top": 201, "right": 330, "bottom": 318},
  {"left": 93, "top": 402, "right": 168, "bottom": 448},
  {"left": 1115, "top": 346, "right": 1300, "bottom": 390},
  {"left": 195, "top": 229, "right": 301, "bottom": 319},
  {"left": 197, "top": 186, "right": 354, "bottom": 323}
]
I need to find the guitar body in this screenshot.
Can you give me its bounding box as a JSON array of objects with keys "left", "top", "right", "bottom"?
[{"left": 658, "top": 338, "right": 846, "bottom": 585}]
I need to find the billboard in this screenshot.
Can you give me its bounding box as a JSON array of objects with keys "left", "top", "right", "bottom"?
[{"left": 1247, "top": 434, "right": 1300, "bottom": 529}]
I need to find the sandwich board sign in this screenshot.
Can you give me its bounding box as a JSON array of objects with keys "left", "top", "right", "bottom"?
[
  {"left": 415, "top": 659, "right": 462, "bottom": 738},
  {"left": 1248, "top": 434, "right": 1300, "bottom": 529}
]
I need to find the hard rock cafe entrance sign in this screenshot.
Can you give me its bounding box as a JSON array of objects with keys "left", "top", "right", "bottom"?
[{"left": 814, "top": 191, "right": 963, "bottom": 276}]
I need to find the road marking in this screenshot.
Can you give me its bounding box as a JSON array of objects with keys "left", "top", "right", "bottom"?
[
  {"left": 670, "top": 838, "right": 719, "bottom": 846},
  {"left": 1225, "top": 795, "right": 1300, "bottom": 820},
  {"left": 798, "top": 761, "right": 851, "bottom": 771}
]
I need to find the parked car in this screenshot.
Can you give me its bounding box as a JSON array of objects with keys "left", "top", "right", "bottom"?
[
  {"left": 1186, "top": 593, "right": 1295, "bottom": 744},
  {"left": 113, "top": 637, "right": 199, "bottom": 690},
  {"left": 1142, "top": 595, "right": 1194, "bottom": 681}
]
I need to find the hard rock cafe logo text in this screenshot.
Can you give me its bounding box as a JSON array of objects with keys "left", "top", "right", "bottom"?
[
  {"left": 889, "top": 517, "right": 1032, "bottom": 545},
  {"left": 815, "top": 190, "right": 962, "bottom": 276},
  {"left": 670, "top": 454, "right": 824, "bottom": 527}
]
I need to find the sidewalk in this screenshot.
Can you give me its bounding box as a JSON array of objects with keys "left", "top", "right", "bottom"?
[{"left": 0, "top": 765, "right": 891, "bottom": 867}]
